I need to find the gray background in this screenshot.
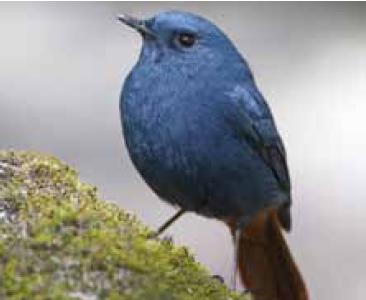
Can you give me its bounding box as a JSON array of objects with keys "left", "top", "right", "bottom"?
[{"left": 1, "top": 2, "right": 366, "bottom": 299}]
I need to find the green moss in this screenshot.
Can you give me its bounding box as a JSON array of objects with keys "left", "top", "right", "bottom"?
[{"left": 0, "top": 151, "right": 249, "bottom": 300}]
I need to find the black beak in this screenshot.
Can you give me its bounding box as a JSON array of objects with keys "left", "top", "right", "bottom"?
[{"left": 117, "top": 14, "right": 155, "bottom": 38}]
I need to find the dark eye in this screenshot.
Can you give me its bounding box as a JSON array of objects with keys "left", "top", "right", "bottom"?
[{"left": 176, "top": 33, "right": 196, "bottom": 48}]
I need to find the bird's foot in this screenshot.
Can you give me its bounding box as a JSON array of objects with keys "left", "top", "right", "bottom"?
[
  {"left": 147, "top": 231, "right": 173, "bottom": 243},
  {"left": 146, "top": 231, "right": 159, "bottom": 239},
  {"left": 211, "top": 274, "right": 225, "bottom": 284}
]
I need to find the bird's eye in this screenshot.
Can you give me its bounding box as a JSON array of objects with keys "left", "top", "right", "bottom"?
[{"left": 176, "top": 33, "right": 196, "bottom": 48}]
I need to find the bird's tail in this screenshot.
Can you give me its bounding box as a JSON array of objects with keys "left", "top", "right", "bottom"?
[{"left": 226, "top": 209, "right": 308, "bottom": 300}]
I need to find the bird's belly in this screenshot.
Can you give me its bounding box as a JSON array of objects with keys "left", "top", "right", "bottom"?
[{"left": 124, "top": 118, "right": 284, "bottom": 219}]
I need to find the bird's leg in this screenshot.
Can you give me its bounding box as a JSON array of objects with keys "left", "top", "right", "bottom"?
[
  {"left": 148, "top": 208, "right": 185, "bottom": 238},
  {"left": 231, "top": 227, "right": 241, "bottom": 290},
  {"left": 231, "top": 216, "right": 251, "bottom": 291}
]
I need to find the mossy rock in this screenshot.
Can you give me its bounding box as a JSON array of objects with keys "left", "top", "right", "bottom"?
[{"left": 0, "top": 151, "right": 249, "bottom": 300}]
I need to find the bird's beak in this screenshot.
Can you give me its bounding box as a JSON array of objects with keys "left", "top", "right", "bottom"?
[{"left": 117, "top": 14, "right": 155, "bottom": 38}]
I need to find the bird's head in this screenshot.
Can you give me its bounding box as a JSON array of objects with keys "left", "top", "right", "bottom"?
[{"left": 118, "top": 10, "right": 246, "bottom": 74}]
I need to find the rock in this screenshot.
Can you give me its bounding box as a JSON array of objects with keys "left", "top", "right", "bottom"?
[{"left": 0, "top": 151, "right": 248, "bottom": 300}]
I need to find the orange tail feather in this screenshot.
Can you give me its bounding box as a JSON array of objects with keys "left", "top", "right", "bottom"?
[{"left": 227, "top": 209, "right": 308, "bottom": 300}]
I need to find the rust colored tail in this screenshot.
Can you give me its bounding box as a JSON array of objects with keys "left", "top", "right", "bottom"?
[{"left": 227, "top": 209, "right": 308, "bottom": 300}]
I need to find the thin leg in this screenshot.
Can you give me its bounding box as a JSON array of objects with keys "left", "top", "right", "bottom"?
[
  {"left": 149, "top": 209, "right": 185, "bottom": 238},
  {"left": 231, "top": 227, "right": 241, "bottom": 290}
]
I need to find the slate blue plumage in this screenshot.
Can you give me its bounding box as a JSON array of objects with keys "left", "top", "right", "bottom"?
[{"left": 120, "top": 11, "right": 291, "bottom": 230}]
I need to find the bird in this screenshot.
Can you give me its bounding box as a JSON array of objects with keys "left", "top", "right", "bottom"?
[{"left": 118, "top": 10, "right": 308, "bottom": 300}]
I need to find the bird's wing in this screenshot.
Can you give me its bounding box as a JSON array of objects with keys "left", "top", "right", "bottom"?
[{"left": 224, "top": 83, "right": 291, "bottom": 230}]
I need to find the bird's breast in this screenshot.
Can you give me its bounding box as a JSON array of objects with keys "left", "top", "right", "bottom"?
[
  {"left": 121, "top": 74, "right": 229, "bottom": 208},
  {"left": 120, "top": 67, "right": 284, "bottom": 217}
]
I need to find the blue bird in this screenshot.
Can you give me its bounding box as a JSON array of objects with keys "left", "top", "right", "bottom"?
[{"left": 118, "top": 11, "right": 307, "bottom": 300}]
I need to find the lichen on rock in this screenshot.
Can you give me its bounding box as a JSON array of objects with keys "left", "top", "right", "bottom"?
[{"left": 0, "top": 151, "right": 249, "bottom": 300}]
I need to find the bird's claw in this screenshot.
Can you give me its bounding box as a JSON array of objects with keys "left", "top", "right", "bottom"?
[{"left": 211, "top": 274, "right": 225, "bottom": 283}]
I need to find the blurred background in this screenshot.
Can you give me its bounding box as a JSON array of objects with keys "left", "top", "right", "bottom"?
[{"left": 1, "top": 2, "right": 365, "bottom": 299}]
